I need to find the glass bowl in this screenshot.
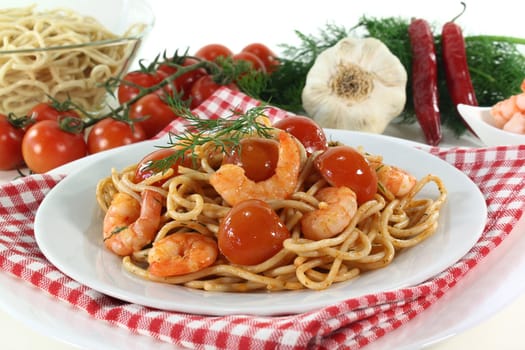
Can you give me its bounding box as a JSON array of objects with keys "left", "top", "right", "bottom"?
[
  {"left": 0, "top": 0, "right": 155, "bottom": 117},
  {"left": 457, "top": 104, "right": 525, "bottom": 146}
]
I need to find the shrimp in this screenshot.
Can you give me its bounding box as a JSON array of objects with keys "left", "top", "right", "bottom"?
[
  {"left": 301, "top": 186, "right": 358, "bottom": 241},
  {"left": 209, "top": 130, "right": 301, "bottom": 206},
  {"left": 374, "top": 164, "right": 417, "bottom": 198},
  {"left": 103, "top": 189, "right": 163, "bottom": 256},
  {"left": 147, "top": 232, "right": 218, "bottom": 277},
  {"left": 491, "top": 79, "right": 525, "bottom": 131}
]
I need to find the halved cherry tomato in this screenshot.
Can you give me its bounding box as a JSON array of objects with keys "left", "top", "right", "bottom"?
[
  {"left": 189, "top": 75, "right": 238, "bottom": 109},
  {"left": 29, "top": 102, "right": 80, "bottom": 123},
  {"left": 241, "top": 43, "right": 279, "bottom": 73},
  {"left": 194, "top": 44, "right": 233, "bottom": 62},
  {"left": 232, "top": 52, "right": 266, "bottom": 73},
  {"left": 315, "top": 145, "right": 378, "bottom": 205},
  {"left": 129, "top": 93, "right": 179, "bottom": 138},
  {"left": 133, "top": 148, "right": 193, "bottom": 185},
  {"left": 22, "top": 120, "right": 87, "bottom": 173},
  {"left": 156, "top": 57, "right": 207, "bottom": 100},
  {"left": 87, "top": 118, "right": 147, "bottom": 154},
  {"left": 0, "top": 114, "right": 25, "bottom": 170},
  {"left": 273, "top": 115, "right": 327, "bottom": 155},
  {"left": 117, "top": 70, "right": 163, "bottom": 104},
  {"left": 222, "top": 137, "right": 279, "bottom": 182},
  {"left": 218, "top": 199, "right": 290, "bottom": 265}
]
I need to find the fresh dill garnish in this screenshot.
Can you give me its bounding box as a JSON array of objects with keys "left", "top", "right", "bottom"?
[{"left": 146, "top": 104, "right": 276, "bottom": 174}]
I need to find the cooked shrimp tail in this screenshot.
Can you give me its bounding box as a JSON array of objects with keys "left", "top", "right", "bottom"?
[
  {"left": 301, "top": 186, "right": 358, "bottom": 241},
  {"left": 103, "top": 189, "right": 163, "bottom": 256},
  {"left": 148, "top": 232, "right": 219, "bottom": 277},
  {"left": 372, "top": 163, "right": 417, "bottom": 199},
  {"left": 490, "top": 78, "right": 525, "bottom": 132},
  {"left": 210, "top": 130, "right": 301, "bottom": 205}
]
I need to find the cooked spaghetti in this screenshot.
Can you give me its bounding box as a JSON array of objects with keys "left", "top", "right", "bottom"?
[
  {"left": 0, "top": 5, "right": 145, "bottom": 116},
  {"left": 96, "top": 118, "right": 447, "bottom": 292}
]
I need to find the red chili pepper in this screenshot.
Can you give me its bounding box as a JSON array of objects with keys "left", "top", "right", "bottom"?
[
  {"left": 408, "top": 18, "right": 442, "bottom": 146},
  {"left": 441, "top": 4, "right": 478, "bottom": 134}
]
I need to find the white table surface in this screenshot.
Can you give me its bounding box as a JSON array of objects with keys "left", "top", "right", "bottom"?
[{"left": 2, "top": 0, "right": 524, "bottom": 349}]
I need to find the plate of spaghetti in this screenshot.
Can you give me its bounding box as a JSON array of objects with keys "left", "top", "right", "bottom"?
[{"left": 35, "top": 108, "right": 487, "bottom": 316}]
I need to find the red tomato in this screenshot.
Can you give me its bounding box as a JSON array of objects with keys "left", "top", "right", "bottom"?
[
  {"left": 156, "top": 57, "right": 206, "bottom": 100},
  {"left": 87, "top": 118, "right": 147, "bottom": 154},
  {"left": 117, "top": 70, "right": 163, "bottom": 104},
  {"left": 0, "top": 114, "right": 25, "bottom": 170},
  {"left": 133, "top": 148, "right": 193, "bottom": 185},
  {"left": 241, "top": 43, "right": 279, "bottom": 73},
  {"left": 129, "top": 93, "right": 179, "bottom": 138},
  {"left": 194, "top": 44, "right": 233, "bottom": 62},
  {"left": 218, "top": 199, "right": 290, "bottom": 265},
  {"left": 232, "top": 52, "right": 266, "bottom": 73},
  {"left": 315, "top": 146, "right": 378, "bottom": 205},
  {"left": 22, "top": 120, "right": 87, "bottom": 173},
  {"left": 223, "top": 137, "right": 279, "bottom": 182},
  {"left": 273, "top": 115, "right": 328, "bottom": 155},
  {"left": 29, "top": 102, "right": 80, "bottom": 123},
  {"left": 189, "top": 75, "right": 238, "bottom": 109}
]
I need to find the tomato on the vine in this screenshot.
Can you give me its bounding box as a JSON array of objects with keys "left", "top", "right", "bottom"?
[
  {"left": 129, "top": 93, "right": 179, "bottom": 138},
  {"left": 241, "top": 43, "right": 279, "bottom": 73},
  {"left": 22, "top": 120, "right": 87, "bottom": 173},
  {"left": 273, "top": 115, "right": 328, "bottom": 155},
  {"left": 189, "top": 75, "right": 238, "bottom": 109},
  {"left": 133, "top": 148, "right": 193, "bottom": 185},
  {"left": 29, "top": 102, "right": 80, "bottom": 123},
  {"left": 222, "top": 137, "right": 279, "bottom": 182},
  {"left": 194, "top": 44, "right": 233, "bottom": 62},
  {"left": 315, "top": 145, "right": 378, "bottom": 205},
  {"left": 87, "top": 118, "right": 147, "bottom": 154},
  {"left": 0, "top": 114, "right": 25, "bottom": 170},
  {"left": 217, "top": 199, "right": 290, "bottom": 265},
  {"left": 156, "top": 57, "right": 207, "bottom": 100},
  {"left": 232, "top": 52, "right": 266, "bottom": 73},
  {"left": 117, "top": 70, "right": 163, "bottom": 104}
]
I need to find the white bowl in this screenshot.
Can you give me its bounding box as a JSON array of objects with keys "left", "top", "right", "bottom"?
[
  {"left": 457, "top": 104, "right": 525, "bottom": 146},
  {"left": 0, "top": 0, "right": 155, "bottom": 117}
]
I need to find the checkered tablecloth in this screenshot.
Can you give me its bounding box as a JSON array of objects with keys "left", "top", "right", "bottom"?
[{"left": 1, "top": 87, "right": 524, "bottom": 349}]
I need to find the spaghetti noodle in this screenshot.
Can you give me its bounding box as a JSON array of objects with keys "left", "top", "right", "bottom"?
[
  {"left": 0, "top": 5, "right": 145, "bottom": 116},
  {"left": 96, "top": 122, "right": 447, "bottom": 292}
]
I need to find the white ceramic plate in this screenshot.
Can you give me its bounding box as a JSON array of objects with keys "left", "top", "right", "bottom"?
[
  {"left": 34, "top": 129, "right": 487, "bottom": 316},
  {"left": 457, "top": 104, "right": 525, "bottom": 146}
]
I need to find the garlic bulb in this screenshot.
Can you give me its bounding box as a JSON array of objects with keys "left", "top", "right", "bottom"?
[{"left": 301, "top": 37, "right": 407, "bottom": 133}]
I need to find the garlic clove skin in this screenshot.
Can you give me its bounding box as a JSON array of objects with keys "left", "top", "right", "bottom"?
[{"left": 301, "top": 37, "right": 407, "bottom": 134}]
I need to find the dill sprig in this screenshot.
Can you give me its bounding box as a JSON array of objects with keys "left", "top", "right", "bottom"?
[{"left": 147, "top": 104, "right": 275, "bottom": 174}]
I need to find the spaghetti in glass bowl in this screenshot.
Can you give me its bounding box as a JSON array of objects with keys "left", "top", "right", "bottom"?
[{"left": 0, "top": 0, "right": 154, "bottom": 117}]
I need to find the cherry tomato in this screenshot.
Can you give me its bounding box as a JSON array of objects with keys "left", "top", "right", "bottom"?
[
  {"left": 223, "top": 137, "right": 279, "bottom": 182},
  {"left": 273, "top": 115, "right": 328, "bottom": 155},
  {"left": 129, "top": 93, "right": 179, "bottom": 138},
  {"left": 0, "top": 114, "right": 25, "bottom": 170},
  {"left": 194, "top": 44, "right": 233, "bottom": 62},
  {"left": 29, "top": 102, "right": 80, "bottom": 123},
  {"left": 117, "top": 70, "right": 163, "bottom": 104},
  {"left": 189, "top": 75, "right": 238, "bottom": 109},
  {"left": 232, "top": 52, "right": 266, "bottom": 73},
  {"left": 133, "top": 148, "right": 193, "bottom": 185},
  {"left": 87, "top": 118, "right": 147, "bottom": 154},
  {"left": 218, "top": 199, "right": 290, "bottom": 265},
  {"left": 22, "top": 120, "right": 87, "bottom": 173},
  {"left": 241, "top": 43, "right": 279, "bottom": 73},
  {"left": 156, "top": 57, "right": 206, "bottom": 100},
  {"left": 315, "top": 145, "right": 378, "bottom": 205}
]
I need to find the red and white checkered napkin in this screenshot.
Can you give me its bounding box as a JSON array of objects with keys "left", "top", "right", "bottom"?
[{"left": 1, "top": 87, "right": 525, "bottom": 349}]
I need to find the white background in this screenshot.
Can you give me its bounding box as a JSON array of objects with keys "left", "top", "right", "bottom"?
[{"left": 2, "top": 0, "right": 525, "bottom": 349}]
